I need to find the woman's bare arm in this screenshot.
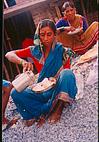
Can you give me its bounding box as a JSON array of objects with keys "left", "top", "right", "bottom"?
[
  {"left": 57, "top": 26, "right": 76, "bottom": 34},
  {"left": 5, "top": 50, "right": 34, "bottom": 72},
  {"left": 5, "top": 50, "right": 25, "bottom": 65}
]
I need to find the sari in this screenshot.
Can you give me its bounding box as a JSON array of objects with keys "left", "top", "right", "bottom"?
[
  {"left": 3, "top": 80, "right": 11, "bottom": 87},
  {"left": 56, "top": 14, "right": 99, "bottom": 55},
  {"left": 2, "top": 80, "right": 11, "bottom": 94}
]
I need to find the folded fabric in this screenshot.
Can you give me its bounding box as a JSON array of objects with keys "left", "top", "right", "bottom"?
[
  {"left": 76, "top": 41, "right": 98, "bottom": 64},
  {"left": 86, "top": 58, "right": 98, "bottom": 85}
]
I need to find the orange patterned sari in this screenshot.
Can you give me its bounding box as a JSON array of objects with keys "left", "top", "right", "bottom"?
[{"left": 56, "top": 15, "right": 99, "bottom": 55}]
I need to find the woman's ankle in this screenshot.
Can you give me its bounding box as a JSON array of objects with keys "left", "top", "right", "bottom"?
[{"left": 2, "top": 117, "right": 9, "bottom": 124}]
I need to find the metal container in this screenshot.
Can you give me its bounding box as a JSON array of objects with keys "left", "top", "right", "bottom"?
[{"left": 12, "top": 71, "right": 35, "bottom": 92}]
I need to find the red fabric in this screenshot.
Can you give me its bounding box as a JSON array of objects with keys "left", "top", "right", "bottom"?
[
  {"left": 21, "top": 39, "right": 43, "bottom": 72},
  {"left": 16, "top": 47, "right": 32, "bottom": 58},
  {"left": 22, "top": 38, "right": 34, "bottom": 49},
  {"left": 31, "top": 57, "right": 43, "bottom": 73},
  {"left": 16, "top": 47, "right": 43, "bottom": 73},
  {"left": 63, "top": 58, "right": 71, "bottom": 69}
]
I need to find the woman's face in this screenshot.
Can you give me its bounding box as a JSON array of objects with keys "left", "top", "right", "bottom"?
[
  {"left": 64, "top": 6, "right": 76, "bottom": 21},
  {"left": 39, "top": 26, "right": 55, "bottom": 48}
]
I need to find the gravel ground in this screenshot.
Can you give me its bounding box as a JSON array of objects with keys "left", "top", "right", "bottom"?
[{"left": 2, "top": 53, "right": 98, "bottom": 142}]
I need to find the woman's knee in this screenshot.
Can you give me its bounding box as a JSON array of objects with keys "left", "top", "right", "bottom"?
[
  {"left": 59, "top": 69, "right": 74, "bottom": 79},
  {"left": 90, "top": 21, "right": 98, "bottom": 29},
  {"left": 92, "top": 21, "right": 98, "bottom": 25},
  {"left": 10, "top": 88, "right": 19, "bottom": 100}
]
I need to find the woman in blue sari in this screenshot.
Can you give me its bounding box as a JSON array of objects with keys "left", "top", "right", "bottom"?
[{"left": 5, "top": 19, "right": 77, "bottom": 127}]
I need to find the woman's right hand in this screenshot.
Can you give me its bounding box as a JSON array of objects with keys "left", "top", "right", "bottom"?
[
  {"left": 21, "top": 60, "right": 34, "bottom": 73},
  {"left": 64, "top": 26, "right": 75, "bottom": 32},
  {"left": 57, "top": 26, "right": 75, "bottom": 34},
  {"left": 69, "top": 26, "right": 76, "bottom": 32}
]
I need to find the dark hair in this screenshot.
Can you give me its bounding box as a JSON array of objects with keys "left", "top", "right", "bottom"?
[
  {"left": 62, "top": 1, "right": 75, "bottom": 12},
  {"left": 39, "top": 19, "right": 56, "bottom": 34}
]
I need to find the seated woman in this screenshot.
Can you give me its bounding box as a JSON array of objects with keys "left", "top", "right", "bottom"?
[
  {"left": 56, "top": 1, "right": 98, "bottom": 55},
  {"left": 5, "top": 19, "right": 77, "bottom": 127}
]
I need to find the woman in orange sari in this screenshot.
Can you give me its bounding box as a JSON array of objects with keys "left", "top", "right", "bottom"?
[{"left": 56, "top": 1, "right": 98, "bottom": 55}]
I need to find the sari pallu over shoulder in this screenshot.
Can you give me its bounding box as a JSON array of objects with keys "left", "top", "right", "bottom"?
[
  {"left": 30, "top": 42, "right": 75, "bottom": 82},
  {"left": 36, "top": 43, "right": 64, "bottom": 82}
]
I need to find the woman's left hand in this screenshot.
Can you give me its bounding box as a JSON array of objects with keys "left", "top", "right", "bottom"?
[{"left": 69, "top": 26, "right": 76, "bottom": 32}]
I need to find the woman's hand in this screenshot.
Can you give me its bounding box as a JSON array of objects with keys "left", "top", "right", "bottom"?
[
  {"left": 21, "top": 60, "right": 34, "bottom": 73},
  {"left": 66, "top": 26, "right": 76, "bottom": 32},
  {"left": 57, "top": 26, "right": 76, "bottom": 34}
]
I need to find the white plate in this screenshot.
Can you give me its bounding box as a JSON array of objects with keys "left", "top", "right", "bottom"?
[
  {"left": 31, "top": 77, "right": 56, "bottom": 93},
  {"left": 67, "top": 27, "right": 83, "bottom": 35}
]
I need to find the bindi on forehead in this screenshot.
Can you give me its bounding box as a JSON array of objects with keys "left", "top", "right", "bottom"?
[{"left": 40, "top": 31, "right": 52, "bottom": 34}]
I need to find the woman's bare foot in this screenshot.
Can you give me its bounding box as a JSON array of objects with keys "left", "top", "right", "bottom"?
[
  {"left": 2, "top": 117, "right": 9, "bottom": 124},
  {"left": 2, "top": 117, "right": 20, "bottom": 131},
  {"left": 36, "top": 117, "right": 46, "bottom": 128},
  {"left": 23, "top": 118, "right": 36, "bottom": 127},
  {"left": 48, "top": 100, "right": 65, "bottom": 124},
  {"left": 2, "top": 117, "right": 9, "bottom": 131}
]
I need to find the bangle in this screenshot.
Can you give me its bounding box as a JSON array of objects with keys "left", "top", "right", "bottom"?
[
  {"left": 60, "top": 27, "right": 65, "bottom": 32},
  {"left": 20, "top": 60, "right": 23, "bottom": 66}
]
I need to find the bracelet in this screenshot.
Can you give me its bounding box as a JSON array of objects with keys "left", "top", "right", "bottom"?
[
  {"left": 60, "top": 27, "right": 65, "bottom": 32},
  {"left": 20, "top": 60, "right": 24, "bottom": 66}
]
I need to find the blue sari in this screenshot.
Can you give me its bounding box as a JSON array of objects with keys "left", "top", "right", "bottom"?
[
  {"left": 11, "top": 43, "right": 77, "bottom": 120},
  {"left": 3, "top": 80, "right": 11, "bottom": 87}
]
